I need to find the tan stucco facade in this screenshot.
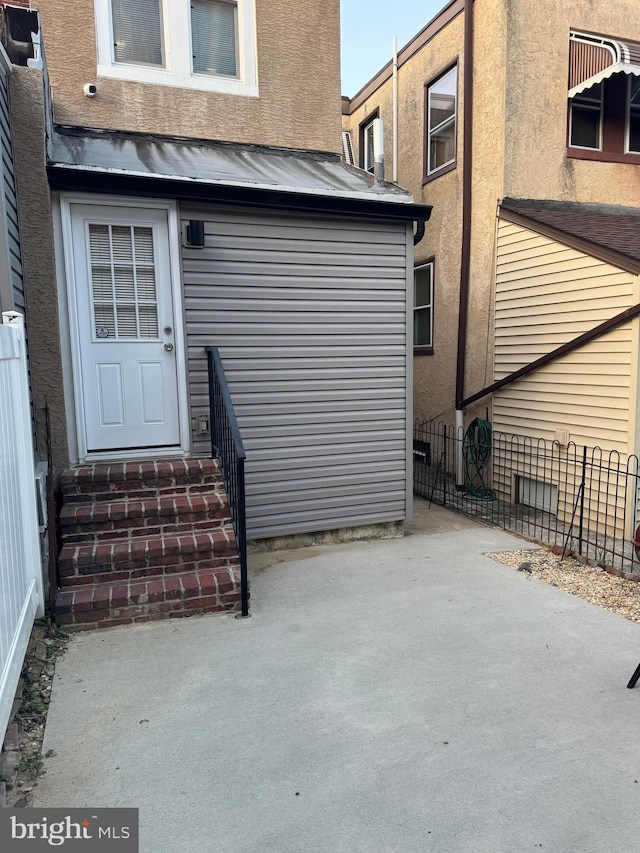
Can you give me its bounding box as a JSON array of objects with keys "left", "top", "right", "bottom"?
[
  {"left": 34, "top": 0, "right": 342, "bottom": 153},
  {"left": 343, "top": 8, "right": 468, "bottom": 424},
  {"left": 504, "top": 0, "right": 640, "bottom": 205},
  {"left": 343, "top": 0, "right": 640, "bottom": 428}
]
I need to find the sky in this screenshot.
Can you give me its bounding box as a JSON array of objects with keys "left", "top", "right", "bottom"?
[{"left": 340, "top": 0, "right": 449, "bottom": 97}]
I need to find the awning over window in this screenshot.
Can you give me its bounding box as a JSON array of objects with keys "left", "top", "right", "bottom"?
[{"left": 569, "top": 30, "right": 640, "bottom": 97}]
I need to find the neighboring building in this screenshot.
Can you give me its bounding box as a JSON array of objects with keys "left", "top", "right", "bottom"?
[
  {"left": 5, "top": 0, "right": 432, "bottom": 583},
  {"left": 342, "top": 0, "right": 640, "bottom": 465}
]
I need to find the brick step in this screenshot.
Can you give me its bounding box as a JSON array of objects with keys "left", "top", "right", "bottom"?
[
  {"left": 58, "top": 530, "right": 237, "bottom": 584},
  {"left": 55, "top": 566, "right": 243, "bottom": 631},
  {"left": 61, "top": 458, "right": 221, "bottom": 503},
  {"left": 59, "top": 492, "right": 230, "bottom": 543}
]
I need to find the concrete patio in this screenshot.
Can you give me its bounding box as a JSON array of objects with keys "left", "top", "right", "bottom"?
[{"left": 34, "top": 505, "right": 640, "bottom": 852}]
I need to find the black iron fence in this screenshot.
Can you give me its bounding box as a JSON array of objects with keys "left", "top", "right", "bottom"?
[
  {"left": 206, "top": 347, "right": 249, "bottom": 617},
  {"left": 414, "top": 419, "right": 640, "bottom": 575}
]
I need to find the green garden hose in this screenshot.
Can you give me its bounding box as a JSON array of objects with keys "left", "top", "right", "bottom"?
[{"left": 463, "top": 418, "right": 497, "bottom": 500}]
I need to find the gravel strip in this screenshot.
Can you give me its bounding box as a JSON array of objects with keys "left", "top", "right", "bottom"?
[{"left": 486, "top": 548, "right": 640, "bottom": 623}]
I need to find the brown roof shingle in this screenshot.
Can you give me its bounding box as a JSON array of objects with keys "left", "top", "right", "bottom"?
[{"left": 500, "top": 199, "right": 640, "bottom": 267}]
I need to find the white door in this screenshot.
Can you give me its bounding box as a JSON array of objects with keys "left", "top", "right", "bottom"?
[{"left": 69, "top": 204, "right": 181, "bottom": 452}]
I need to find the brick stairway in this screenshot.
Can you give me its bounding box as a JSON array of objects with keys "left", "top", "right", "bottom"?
[{"left": 54, "top": 458, "right": 242, "bottom": 631}]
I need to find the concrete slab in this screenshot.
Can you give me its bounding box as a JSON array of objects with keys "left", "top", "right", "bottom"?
[{"left": 34, "top": 518, "right": 640, "bottom": 853}]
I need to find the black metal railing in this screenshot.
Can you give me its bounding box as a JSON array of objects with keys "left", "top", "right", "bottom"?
[
  {"left": 206, "top": 347, "right": 249, "bottom": 617},
  {"left": 414, "top": 419, "right": 640, "bottom": 575}
]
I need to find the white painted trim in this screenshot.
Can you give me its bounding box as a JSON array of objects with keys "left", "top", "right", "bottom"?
[
  {"left": 93, "top": 0, "right": 258, "bottom": 97},
  {"left": 59, "top": 193, "right": 191, "bottom": 462},
  {"left": 52, "top": 194, "right": 80, "bottom": 464}
]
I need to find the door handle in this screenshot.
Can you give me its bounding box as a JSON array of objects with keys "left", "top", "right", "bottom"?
[{"left": 164, "top": 343, "right": 174, "bottom": 352}]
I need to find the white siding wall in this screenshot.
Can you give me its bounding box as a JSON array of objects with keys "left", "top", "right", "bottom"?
[
  {"left": 181, "top": 205, "right": 410, "bottom": 539},
  {"left": 493, "top": 219, "right": 639, "bottom": 538},
  {"left": 494, "top": 219, "right": 638, "bottom": 453}
]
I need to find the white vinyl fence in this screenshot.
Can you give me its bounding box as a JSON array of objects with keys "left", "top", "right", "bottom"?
[{"left": 0, "top": 312, "right": 44, "bottom": 742}]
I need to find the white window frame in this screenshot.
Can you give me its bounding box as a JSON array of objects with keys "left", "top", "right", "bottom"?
[
  {"left": 362, "top": 118, "right": 376, "bottom": 173},
  {"left": 625, "top": 75, "right": 640, "bottom": 154},
  {"left": 427, "top": 66, "right": 457, "bottom": 176},
  {"left": 414, "top": 261, "right": 434, "bottom": 350},
  {"left": 568, "top": 84, "right": 603, "bottom": 151},
  {"left": 94, "top": 0, "right": 258, "bottom": 97}
]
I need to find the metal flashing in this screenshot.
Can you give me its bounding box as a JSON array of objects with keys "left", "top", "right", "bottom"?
[{"left": 47, "top": 127, "right": 433, "bottom": 222}]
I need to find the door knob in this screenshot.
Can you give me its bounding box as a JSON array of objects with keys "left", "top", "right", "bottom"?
[
  {"left": 164, "top": 343, "right": 174, "bottom": 352},
  {"left": 164, "top": 326, "right": 172, "bottom": 334}
]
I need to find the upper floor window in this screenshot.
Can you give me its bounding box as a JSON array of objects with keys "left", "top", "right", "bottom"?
[
  {"left": 628, "top": 77, "right": 640, "bottom": 153},
  {"left": 569, "top": 82, "right": 602, "bottom": 150},
  {"left": 94, "top": 0, "right": 258, "bottom": 97},
  {"left": 567, "top": 31, "right": 640, "bottom": 163},
  {"left": 359, "top": 110, "right": 379, "bottom": 173},
  {"left": 424, "top": 65, "right": 457, "bottom": 181},
  {"left": 414, "top": 261, "right": 434, "bottom": 352},
  {"left": 112, "top": 0, "right": 164, "bottom": 67}
]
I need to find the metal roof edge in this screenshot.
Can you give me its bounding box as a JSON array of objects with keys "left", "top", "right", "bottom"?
[
  {"left": 48, "top": 160, "right": 414, "bottom": 205},
  {"left": 47, "top": 164, "right": 433, "bottom": 222}
]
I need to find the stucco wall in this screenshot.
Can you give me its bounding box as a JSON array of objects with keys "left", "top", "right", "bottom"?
[
  {"left": 343, "top": 11, "right": 466, "bottom": 424},
  {"left": 344, "top": 0, "right": 640, "bottom": 429},
  {"left": 504, "top": 0, "right": 640, "bottom": 204},
  {"left": 10, "top": 68, "right": 69, "bottom": 469},
  {"left": 343, "top": 2, "right": 507, "bottom": 425},
  {"left": 34, "top": 0, "right": 342, "bottom": 154}
]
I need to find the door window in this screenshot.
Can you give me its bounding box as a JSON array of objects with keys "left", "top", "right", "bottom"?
[{"left": 88, "top": 224, "right": 160, "bottom": 340}]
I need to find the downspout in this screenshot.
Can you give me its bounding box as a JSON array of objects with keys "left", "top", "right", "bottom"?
[
  {"left": 392, "top": 35, "right": 399, "bottom": 183},
  {"left": 455, "top": 0, "right": 474, "bottom": 486}
]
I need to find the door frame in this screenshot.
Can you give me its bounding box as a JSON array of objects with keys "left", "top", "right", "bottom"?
[{"left": 59, "top": 193, "right": 191, "bottom": 462}]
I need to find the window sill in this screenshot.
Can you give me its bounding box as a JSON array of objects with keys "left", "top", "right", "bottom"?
[
  {"left": 414, "top": 346, "right": 434, "bottom": 356},
  {"left": 422, "top": 161, "right": 456, "bottom": 185},
  {"left": 96, "top": 63, "right": 259, "bottom": 98},
  {"left": 566, "top": 147, "right": 640, "bottom": 165}
]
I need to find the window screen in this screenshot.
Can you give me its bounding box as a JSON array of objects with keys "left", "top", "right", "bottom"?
[
  {"left": 428, "top": 67, "right": 457, "bottom": 174},
  {"left": 89, "top": 224, "right": 159, "bottom": 341},
  {"left": 363, "top": 121, "right": 375, "bottom": 173},
  {"left": 112, "top": 0, "right": 164, "bottom": 66},
  {"left": 414, "top": 263, "right": 434, "bottom": 348},
  {"left": 191, "top": 0, "right": 238, "bottom": 77},
  {"left": 569, "top": 83, "right": 602, "bottom": 149}
]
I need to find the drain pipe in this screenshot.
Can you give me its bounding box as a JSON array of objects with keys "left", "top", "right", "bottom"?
[
  {"left": 455, "top": 0, "right": 475, "bottom": 487},
  {"left": 392, "top": 35, "right": 399, "bottom": 183}
]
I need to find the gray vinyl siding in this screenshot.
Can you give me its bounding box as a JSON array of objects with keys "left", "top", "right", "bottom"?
[
  {"left": 0, "top": 57, "right": 25, "bottom": 315},
  {"left": 181, "top": 204, "right": 410, "bottom": 539}
]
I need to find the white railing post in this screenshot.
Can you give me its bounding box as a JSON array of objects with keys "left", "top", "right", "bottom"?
[{"left": 2, "top": 311, "right": 44, "bottom": 615}]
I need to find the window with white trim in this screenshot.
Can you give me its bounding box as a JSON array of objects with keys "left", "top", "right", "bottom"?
[
  {"left": 426, "top": 66, "right": 457, "bottom": 177},
  {"left": 362, "top": 118, "right": 375, "bottom": 173},
  {"left": 94, "top": 0, "right": 258, "bottom": 96},
  {"left": 414, "top": 262, "right": 434, "bottom": 351},
  {"left": 359, "top": 110, "right": 379, "bottom": 173}
]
